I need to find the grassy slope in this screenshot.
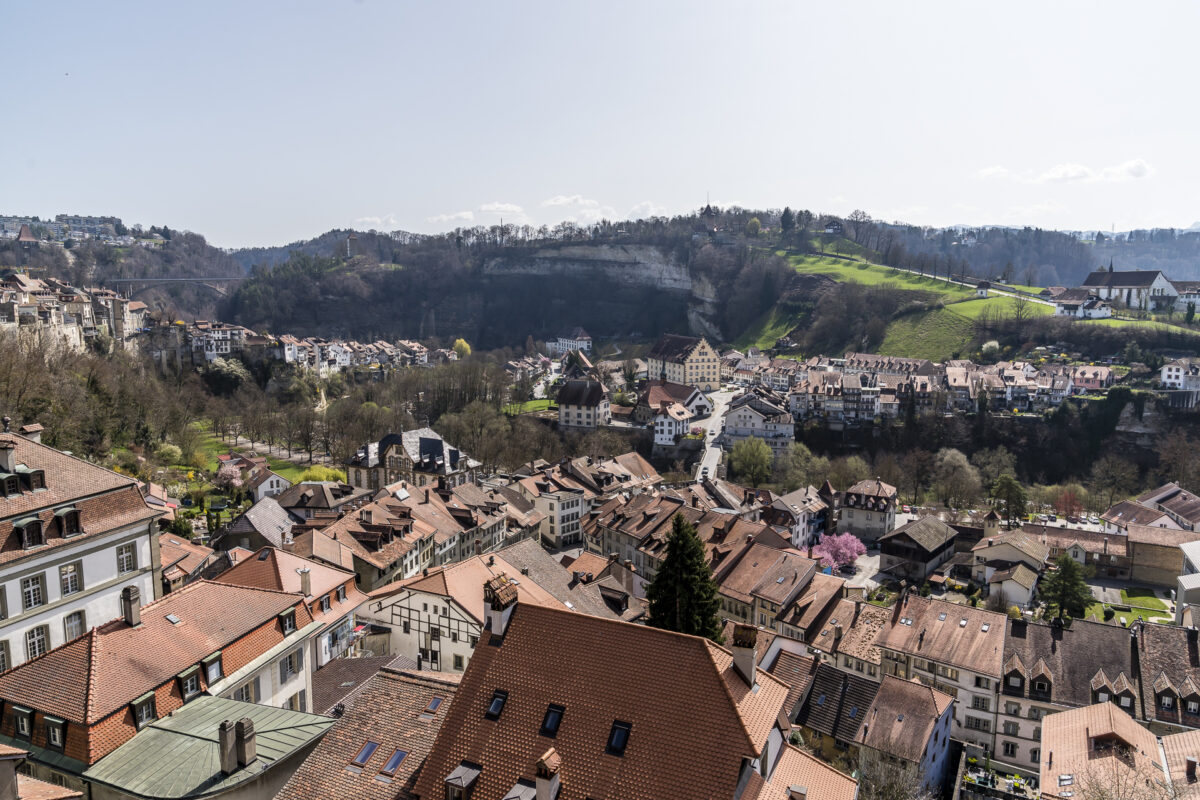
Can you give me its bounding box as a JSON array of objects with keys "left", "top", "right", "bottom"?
[
  {"left": 734, "top": 305, "right": 808, "bottom": 350},
  {"left": 786, "top": 253, "right": 973, "bottom": 303},
  {"left": 877, "top": 298, "right": 1053, "bottom": 362}
]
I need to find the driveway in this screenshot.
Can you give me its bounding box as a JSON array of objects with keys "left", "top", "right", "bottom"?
[
  {"left": 846, "top": 552, "right": 883, "bottom": 591},
  {"left": 695, "top": 388, "right": 737, "bottom": 479}
]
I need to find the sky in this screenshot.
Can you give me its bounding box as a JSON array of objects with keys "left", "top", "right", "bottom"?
[{"left": 3, "top": 1, "right": 1199, "bottom": 248}]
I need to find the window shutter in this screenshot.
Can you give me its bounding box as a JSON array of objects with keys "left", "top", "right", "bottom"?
[
  {"left": 252, "top": 675, "right": 260, "bottom": 702},
  {"left": 298, "top": 689, "right": 307, "bottom": 712},
  {"left": 295, "top": 647, "right": 304, "bottom": 670},
  {"left": 279, "top": 658, "right": 288, "bottom": 684}
]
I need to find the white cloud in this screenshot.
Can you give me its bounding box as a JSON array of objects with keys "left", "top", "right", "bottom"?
[
  {"left": 628, "top": 200, "right": 667, "bottom": 219},
  {"left": 479, "top": 201, "right": 524, "bottom": 215},
  {"left": 977, "top": 159, "right": 1154, "bottom": 184},
  {"left": 426, "top": 210, "right": 474, "bottom": 225},
  {"left": 353, "top": 213, "right": 403, "bottom": 229},
  {"left": 541, "top": 194, "right": 599, "bottom": 208}
]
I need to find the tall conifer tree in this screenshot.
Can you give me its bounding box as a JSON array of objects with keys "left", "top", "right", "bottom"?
[{"left": 646, "top": 513, "right": 723, "bottom": 642}]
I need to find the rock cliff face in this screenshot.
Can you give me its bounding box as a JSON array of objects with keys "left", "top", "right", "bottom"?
[{"left": 481, "top": 243, "right": 722, "bottom": 341}]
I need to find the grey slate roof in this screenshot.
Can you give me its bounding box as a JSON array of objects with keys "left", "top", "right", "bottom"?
[
  {"left": 400, "top": 428, "right": 481, "bottom": 475},
  {"left": 647, "top": 333, "right": 703, "bottom": 363},
  {"left": 556, "top": 379, "right": 606, "bottom": 407},
  {"left": 82, "top": 696, "right": 334, "bottom": 799},
  {"left": 220, "top": 496, "right": 294, "bottom": 547},
  {"left": 1003, "top": 618, "right": 1140, "bottom": 710},
  {"left": 794, "top": 662, "right": 878, "bottom": 743},
  {"left": 1082, "top": 270, "right": 1166, "bottom": 289},
  {"left": 880, "top": 516, "right": 957, "bottom": 553}
]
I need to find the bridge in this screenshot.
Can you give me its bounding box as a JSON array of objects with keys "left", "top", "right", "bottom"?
[{"left": 101, "top": 275, "right": 246, "bottom": 298}]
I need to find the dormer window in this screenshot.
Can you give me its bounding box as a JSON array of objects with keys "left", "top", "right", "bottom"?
[
  {"left": 17, "top": 519, "right": 43, "bottom": 549},
  {"left": 3, "top": 477, "right": 18, "bottom": 496},
  {"left": 1161, "top": 694, "right": 1176, "bottom": 710},
  {"left": 1033, "top": 680, "right": 1050, "bottom": 697},
  {"left": 29, "top": 471, "right": 44, "bottom": 491},
  {"left": 12, "top": 706, "right": 32, "bottom": 739},
  {"left": 178, "top": 667, "right": 201, "bottom": 700},
  {"left": 44, "top": 717, "right": 65, "bottom": 751},
  {"left": 132, "top": 693, "right": 156, "bottom": 729},
  {"left": 57, "top": 508, "right": 81, "bottom": 537},
  {"left": 280, "top": 609, "right": 297, "bottom": 634}
]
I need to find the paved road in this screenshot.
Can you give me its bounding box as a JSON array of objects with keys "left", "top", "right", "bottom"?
[
  {"left": 695, "top": 388, "right": 737, "bottom": 479},
  {"left": 846, "top": 552, "right": 883, "bottom": 591}
]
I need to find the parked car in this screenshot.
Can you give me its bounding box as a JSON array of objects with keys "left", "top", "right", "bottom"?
[
  {"left": 1066, "top": 515, "right": 1079, "bottom": 524},
  {"left": 1048, "top": 514, "right": 1058, "bottom": 522},
  {"left": 1036, "top": 514, "right": 1049, "bottom": 522},
  {"left": 901, "top": 504, "right": 911, "bottom": 513}
]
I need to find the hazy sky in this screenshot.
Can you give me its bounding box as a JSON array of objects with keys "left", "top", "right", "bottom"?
[{"left": 4, "top": 1, "right": 1198, "bottom": 248}]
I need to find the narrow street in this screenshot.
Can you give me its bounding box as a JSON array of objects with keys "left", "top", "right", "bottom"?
[{"left": 695, "top": 388, "right": 737, "bottom": 479}]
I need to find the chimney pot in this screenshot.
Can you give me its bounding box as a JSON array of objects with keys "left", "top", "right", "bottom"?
[
  {"left": 788, "top": 786, "right": 808, "bottom": 800},
  {"left": 235, "top": 718, "right": 256, "bottom": 767},
  {"left": 218, "top": 720, "right": 237, "bottom": 775},
  {"left": 121, "top": 585, "right": 141, "bottom": 627},
  {"left": 297, "top": 567, "right": 311, "bottom": 597},
  {"left": 535, "top": 747, "right": 562, "bottom": 800}
]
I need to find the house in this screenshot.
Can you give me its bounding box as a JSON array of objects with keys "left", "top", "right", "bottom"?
[
  {"left": 245, "top": 466, "right": 291, "bottom": 502},
  {"left": 989, "top": 564, "right": 1039, "bottom": 607},
  {"left": 721, "top": 388, "right": 796, "bottom": 457},
  {"left": 762, "top": 485, "right": 829, "bottom": 550},
  {"left": 213, "top": 496, "right": 297, "bottom": 551},
  {"left": 1136, "top": 483, "right": 1200, "bottom": 531},
  {"left": 854, "top": 675, "right": 955, "bottom": 795},
  {"left": 1000, "top": 617, "right": 1142, "bottom": 773},
  {"left": 650, "top": 401, "right": 692, "bottom": 446},
  {"left": 0, "top": 743, "right": 83, "bottom": 800},
  {"left": 548, "top": 327, "right": 592, "bottom": 355},
  {"left": 645, "top": 333, "right": 721, "bottom": 392},
  {"left": 875, "top": 592, "right": 1007, "bottom": 754},
  {"left": 275, "top": 667, "right": 459, "bottom": 800},
  {"left": 81, "top": 697, "right": 334, "bottom": 800},
  {"left": 274, "top": 481, "right": 372, "bottom": 521},
  {"left": 805, "top": 598, "right": 890, "bottom": 680},
  {"left": 1135, "top": 622, "right": 1200, "bottom": 733},
  {"left": 0, "top": 426, "right": 162, "bottom": 669},
  {"left": 1127, "top": 523, "right": 1200, "bottom": 588},
  {"left": 1101, "top": 499, "right": 1178, "bottom": 533},
  {"left": 358, "top": 539, "right": 637, "bottom": 673},
  {"left": 879, "top": 516, "right": 958, "bottom": 581},
  {"left": 793, "top": 662, "right": 879, "bottom": 759},
  {"left": 971, "top": 531, "right": 1050, "bottom": 585},
  {"left": 158, "top": 533, "right": 215, "bottom": 594},
  {"left": 213, "top": 547, "right": 367, "bottom": 668},
  {"left": 1081, "top": 268, "right": 1178, "bottom": 310},
  {"left": 1161, "top": 359, "right": 1200, "bottom": 391},
  {"left": 977, "top": 280, "right": 991, "bottom": 298},
  {"left": 1070, "top": 365, "right": 1114, "bottom": 394},
  {"left": 714, "top": 544, "right": 818, "bottom": 631},
  {"left": 633, "top": 379, "right": 713, "bottom": 422},
  {"left": 0, "top": 580, "right": 322, "bottom": 792},
  {"left": 411, "top": 588, "right": 855, "bottom": 800},
  {"left": 1053, "top": 289, "right": 1113, "bottom": 319},
  {"left": 556, "top": 380, "right": 611, "bottom": 430},
  {"left": 1022, "top": 525, "right": 1131, "bottom": 580},
  {"left": 838, "top": 478, "right": 898, "bottom": 542},
  {"left": 345, "top": 430, "right": 481, "bottom": 492}
]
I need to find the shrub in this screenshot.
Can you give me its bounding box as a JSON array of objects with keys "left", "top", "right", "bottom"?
[
  {"left": 1103, "top": 606, "right": 1115, "bottom": 621},
  {"left": 155, "top": 443, "right": 182, "bottom": 464}
]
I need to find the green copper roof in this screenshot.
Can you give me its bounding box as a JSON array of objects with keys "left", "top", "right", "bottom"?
[{"left": 83, "top": 696, "right": 333, "bottom": 799}]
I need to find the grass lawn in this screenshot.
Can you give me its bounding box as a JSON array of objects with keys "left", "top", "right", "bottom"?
[
  {"left": 1121, "top": 587, "right": 1168, "bottom": 611},
  {"left": 878, "top": 307, "right": 976, "bottom": 362},
  {"left": 195, "top": 430, "right": 232, "bottom": 473},
  {"left": 946, "top": 296, "right": 1054, "bottom": 320},
  {"left": 1080, "top": 317, "right": 1200, "bottom": 336},
  {"left": 503, "top": 398, "right": 555, "bottom": 415},
  {"left": 267, "top": 458, "right": 307, "bottom": 483},
  {"left": 734, "top": 305, "right": 807, "bottom": 350},
  {"left": 786, "top": 253, "right": 973, "bottom": 302}
]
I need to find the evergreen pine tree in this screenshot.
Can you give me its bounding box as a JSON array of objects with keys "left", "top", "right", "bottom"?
[
  {"left": 646, "top": 513, "right": 723, "bottom": 642},
  {"left": 1040, "top": 554, "right": 1093, "bottom": 621}
]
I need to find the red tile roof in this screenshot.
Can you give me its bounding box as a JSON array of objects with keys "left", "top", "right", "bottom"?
[
  {"left": 0, "top": 580, "right": 305, "bottom": 725},
  {"left": 412, "top": 603, "right": 790, "bottom": 800}
]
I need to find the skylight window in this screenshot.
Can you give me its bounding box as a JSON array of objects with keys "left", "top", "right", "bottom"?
[
  {"left": 849, "top": 706, "right": 859, "bottom": 718},
  {"left": 425, "top": 697, "right": 443, "bottom": 714},
  {"left": 166, "top": 614, "right": 181, "bottom": 625},
  {"left": 257, "top": 550, "right": 270, "bottom": 561},
  {"left": 541, "top": 704, "right": 565, "bottom": 737},
  {"left": 817, "top": 694, "right": 826, "bottom": 706},
  {"left": 380, "top": 749, "right": 408, "bottom": 776},
  {"left": 351, "top": 741, "right": 380, "bottom": 767},
  {"left": 981, "top": 623, "right": 990, "bottom": 632},
  {"left": 960, "top": 618, "right": 968, "bottom": 627},
  {"left": 938, "top": 612, "right": 947, "bottom": 621},
  {"left": 606, "top": 721, "right": 631, "bottom": 756},
  {"left": 776, "top": 576, "right": 785, "bottom": 584},
  {"left": 485, "top": 690, "right": 508, "bottom": 719}
]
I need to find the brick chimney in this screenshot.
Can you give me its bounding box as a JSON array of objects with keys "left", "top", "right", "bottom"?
[
  {"left": 235, "top": 718, "right": 256, "bottom": 767},
  {"left": 535, "top": 747, "right": 561, "bottom": 800},
  {"left": 297, "top": 567, "right": 311, "bottom": 597},
  {"left": 731, "top": 623, "right": 758, "bottom": 687},
  {"left": 17, "top": 424, "right": 42, "bottom": 445},
  {"left": 483, "top": 575, "right": 519, "bottom": 637},
  {"left": 121, "top": 585, "right": 141, "bottom": 627},
  {"left": 218, "top": 720, "right": 237, "bottom": 774}
]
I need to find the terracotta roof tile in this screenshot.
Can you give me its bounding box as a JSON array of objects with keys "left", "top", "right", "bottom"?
[
  {"left": 854, "top": 675, "right": 953, "bottom": 763},
  {"left": 875, "top": 595, "right": 1006, "bottom": 677},
  {"left": 743, "top": 744, "right": 857, "bottom": 800}
]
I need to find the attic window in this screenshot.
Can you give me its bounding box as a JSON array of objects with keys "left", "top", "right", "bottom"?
[
  {"left": 280, "top": 609, "right": 297, "bottom": 634},
  {"left": 485, "top": 690, "right": 508, "bottom": 720},
  {"left": 380, "top": 748, "right": 408, "bottom": 776},
  {"left": 606, "top": 720, "right": 632, "bottom": 756},
  {"left": 351, "top": 741, "right": 380, "bottom": 767},
  {"left": 166, "top": 613, "right": 181, "bottom": 625},
  {"left": 776, "top": 576, "right": 785, "bottom": 584},
  {"left": 938, "top": 613, "right": 947, "bottom": 621},
  {"left": 540, "top": 704, "right": 565, "bottom": 737},
  {"left": 257, "top": 550, "right": 270, "bottom": 561},
  {"left": 981, "top": 623, "right": 991, "bottom": 632},
  {"left": 816, "top": 694, "right": 827, "bottom": 706},
  {"left": 425, "top": 697, "right": 444, "bottom": 714},
  {"left": 849, "top": 706, "right": 859, "bottom": 719}
]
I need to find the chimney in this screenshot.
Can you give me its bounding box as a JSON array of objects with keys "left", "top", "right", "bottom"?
[
  {"left": 488, "top": 555, "right": 495, "bottom": 566},
  {"left": 1104, "top": 537, "right": 1109, "bottom": 554},
  {"left": 0, "top": 439, "right": 14, "bottom": 474},
  {"left": 731, "top": 624, "right": 758, "bottom": 687},
  {"left": 788, "top": 787, "right": 808, "bottom": 800},
  {"left": 297, "top": 567, "right": 311, "bottom": 597},
  {"left": 483, "top": 575, "right": 519, "bottom": 637},
  {"left": 535, "top": 747, "right": 562, "bottom": 800},
  {"left": 475, "top": 539, "right": 483, "bottom": 555},
  {"left": 121, "top": 585, "right": 141, "bottom": 627},
  {"left": 235, "top": 718, "right": 256, "bottom": 767},
  {"left": 17, "top": 423, "right": 42, "bottom": 444},
  {"left": 609, "top": 551, "right": 619, "bottom": 563},
  {"left": 834, "top": 623, "right": 843, "bottom": 641},
  {"left": 218, "top": 720, "right": 238, "bottom": 775},
  {"left": 1187, "top": 757, "right": 1197, "bottom": 782}
]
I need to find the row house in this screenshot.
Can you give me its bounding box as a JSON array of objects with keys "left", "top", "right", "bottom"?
[
  {"left": 1162, "top": 358, "right": 1200, "bottom": 390},
  {"left": 713, "top": 543, "right": 818, "bottom": 632},
  {"left": 721, "top": 387, "right": 795, "bottom": 457},
  {"left": 645, "top": 333, "right": 721, "bottom": 391},
  {"left": 0, "top": 426, "right": 162, "bottom": 670},
  {"left": 188, "top": 320, "right": 252, "bottom": 363},
  {"left": 761, "top": 484, "right": 831, "bottom": 549},
  {"left": 0, "top": 580, "right": 322, "bottom": 791}
]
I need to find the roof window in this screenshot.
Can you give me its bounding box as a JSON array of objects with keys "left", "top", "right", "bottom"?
[
  {"left": 425, "top": 697, "right": 444, "bottom": 714},
  {"left": 351, "top": 741, "right": 380, "bottom": 767},
  {"left": 166, "top": 613, "right": 181, "bottom": 625},
  {"left": 485, "top": 690, "right": 508, "bottom": 719},
  {"left": 938, "top": 612, "right": 947, "bottom": 621},
  {"left": 380, "top": 748, "right": 408, "bottom": 776},
  {"left": 606, "top": 721, "right": 631, "bottom": 756},
  {"left": 541, "top": 704, "right": 565, "bottom": 737}
]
